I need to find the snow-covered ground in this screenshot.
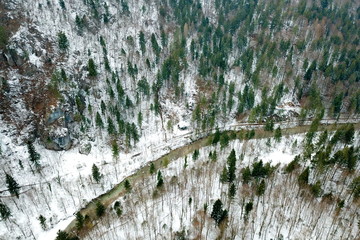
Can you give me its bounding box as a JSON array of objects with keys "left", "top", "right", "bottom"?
[
  {"left": 1, "top": 0, "right": 360, "bottom": 239},
  {"left": 83, "top": 131, "right": 360, "bottom": 239}
]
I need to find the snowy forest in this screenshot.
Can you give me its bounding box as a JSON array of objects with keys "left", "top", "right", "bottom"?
[{"left": 0, "top": 0, "right": 359, "bottom": 239}]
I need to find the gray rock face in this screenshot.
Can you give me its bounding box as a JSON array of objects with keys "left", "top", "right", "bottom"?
[
  {"left": 3, "top": 49, "right": 24, "bottom": 67},
  {"left": 47, "top": 108, "right": 64, "bottom": 125},
  {"left": 42, "top": 106, "right": 74, "bottom": 151},
  {"left": 42, "top": 127, "right": 72, "bottom": 151}
]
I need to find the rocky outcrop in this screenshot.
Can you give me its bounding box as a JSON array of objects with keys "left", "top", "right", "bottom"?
[{"left": 41, "top": 106, "right": 74, "bottom": 151}]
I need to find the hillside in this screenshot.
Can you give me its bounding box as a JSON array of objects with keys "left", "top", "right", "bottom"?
[{"left": 0, "top": 0, "right": 359, "bottom": 239}]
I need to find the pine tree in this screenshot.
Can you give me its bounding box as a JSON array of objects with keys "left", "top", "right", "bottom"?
[
  {"left": 298, "top": 167, "right": 310, "bottom": 186},
  {"left": 124, "top": 179, "right": 131, "bottom": 192},
  {"left": 211, "top": 150, "right": 217, "bottom": 161},
  {"left": 100, "top": 100, "right": 106, "bottom": 114},
  {"left": 157, "top": 170, "right": 164, "bottom": 188},
  {"left": 229, "top": 183, "right": 236, "bottom": 198},
  {"left": 27, "top": 142, "right": 41, "bottom": 168},
  {"left": 58, "top": 32, "right": 69, "bottom": 50},
  {"left": 55, "top": 230, "right": 79, "bottom": 240},
  {"left": 256, "top": 179, "right": 266, "bottom": 196},
  {"left": 245, "top": 201, "right": 253, "bottom": 216},
  {"left": 0, "top": 201, "right": 11, "bottom": 221},
  {"left": 112, "top": 141, "right": 119, "bottom": 159},
  {"left": 151, "top": 33, "right": 161, "bottom": 58},
  {"left": 192, "top": 149, "right": 199, "bottom": 161},
  {"left": 39, "top": 215, "right": 47, "bottom": 230},
  {"left": 220, "top": 133, "right": 230, "bottom": 149},
  {"left": 75, "top": 212, "right": 84, "bottom": 230},
  {"left": 212, "top": 128, "right": 221, "bottom": 144},
  {"left": 59, "top": 0, "right": 66, "bottom": 9},
  {"left": 92, "top": 164, "right": 101, "bottom": 183},
  {"left": 227, "top": 149, "right": 237, "bottom": 182},
  {"left": 95, "top": 201, "right": 105, "bottom": 217},
  {"left": 274, "top": 126, "right": 282, "bottom": 142},
  {"left": 95, "top": 112, "right": 104, "bottom": 129},
  {"left": 139, "top": 31, "right": 146, "bottom": 54},
  {"left": 264, "top": 119, "right": 274, "bottom": 131},
  {"left": 220, "top": 166, "right": 228, "bottom": 183},
  {"left": 107, "top": 117, "right": 116, "bottom": 135},
  {"left": 149, "top": 162, "right": 155, "bottom": 175},
  {"left": 75, "top": 15, "right": 84, "bottom": 32},
  {"left": 242, "top": 166, "right": 251, "bottom": 184},
  {"left": 5, "top": 173, "right": 20, "bottom": 198},
  {"left": 55, "top": 230, "right": 70, "bottom": 240},
  {"left": 87, "top": 58, "right": 97, "bottom": 77},
  {"left": 211, "top": 199, "right": 227, "bottom": 225},
  {"left": 137, "top": 111, "right": 143, "bottom": 128},
  {"left": 114, "top": 201, "right": 123, "bottom": 216}
]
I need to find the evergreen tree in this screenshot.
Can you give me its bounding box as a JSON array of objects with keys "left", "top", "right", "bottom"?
[
  {"left": 75, "top": 212, "right": 84, "bottom": 230},
  {"left": 0, "top": 201, "right": 11, "bottom": 221},
  {"left": 242, "top": 166, "right": 251, "bottom": 184},
  {"left": 59, "top": 0, "right": 66, "bottom": 9},
  {"left": 75, "top": 15, "right": 84, "bottom": 32},
  {"left": 264, "top": 119, "right": 274, "bottom": 131},
  {"left": 244, "top": 201, "right": 253, "bottom": 216},
  {"left": 256, "top": 179, "right": 266, "bottom": 196},
  {"left": 210, "top": 150, "right": 218, "bottom": 162},
  {"left": 124, "top": 179, "right": 131, "bottom": 192},
  {"left": 107, "top": 117, "right": 116, "bottom": 135},
  {"left": 227, "top": 149, "right": 237, "bottom": 182},
  {"left": 210, "top": 199, "right": 227, "bottom": 225},
  {"left": 151, "top": 33, "right": 161, "bottom": 58},
  {"left": 229, "top": 183, "right": 236, "bottom": 198},
  {"left": 137, "top": 111, "right": 143, "bottom": 128},
  {"left": 274, "top": 126, "right": 282, "bottom": 142},
  {"left": 100, "top": 100, "right": 106, "bottom": 114},
  {"left": 298, "top": 167, "right": 310, "bottom": 186},
  {"left": 251, "top": 160, "right": 271, "bottom": 178},
  {"left": 192, "top": 149, "right": 199, "bottom": 161},
  {"left": 310, "top": 181, "right": 322, "bottom": 197},
  {"left": 87, "top": 58, "right": 97, "bottom": 77},
  {"left": 27, "top": 142, "right": 41, "bottom": 168},
  {"left": 220, "top": 166, "right": 228, "bottom": 183},
  {"left": 58, "top": 32, "right": 69, "bottom": 50},
  {"left": 95, "top": 112, "right": 104, "bottom": 129},
  {"left": 95, "top": 202, "right": 105, "bottom": 218},
  {"left": 92, "top": 164, "right": 101, "bottom": 183},
  {"left": 220, "top": 133, "right": 230, "bottom": 149},
  {"left": 112, "top": 141, "right": 119, "bottom": 159},
  {"left": 149, "top": 162, "right": 155, "bottom": 175},
  {"left": 332, "top": 92, "right": 344, "bottom": 117},
  {"left": 39, "top": 215, "right": 47, "bottom": 230},
  {"left": 304, "top": 60, "right": 316, "bottom": 81},
  {"left": 139, "top": 31, "right": 146, "bottom": 54},
  {"left": 156, "top": 170, "right": 164, "bottom": 188},
  {"left": 114, "top": 201, "right": 122, "bottom": 216},
  {"left": 60, "top": 68, "right": 67, "bottom": 82},
  {"left": 55, "top": 230, "right": 70, "bottom": 240},
  {"left": 5, "top": 173, "right": 20, "bottom": 198},
  {"left": 137, "top": 77, "right": 150, "bottom": 97},
  {"left": 55, "top": 230, "right": 79, "bottom": 240},
  {"left": 212, "top": 128, "right": 221, "bottom": 145},
  {"left": 285, "top": 155, "right": 300, "bottom": 173},
  {"left": 183, "top": 157, "right": 188, "bottom": 169}
]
